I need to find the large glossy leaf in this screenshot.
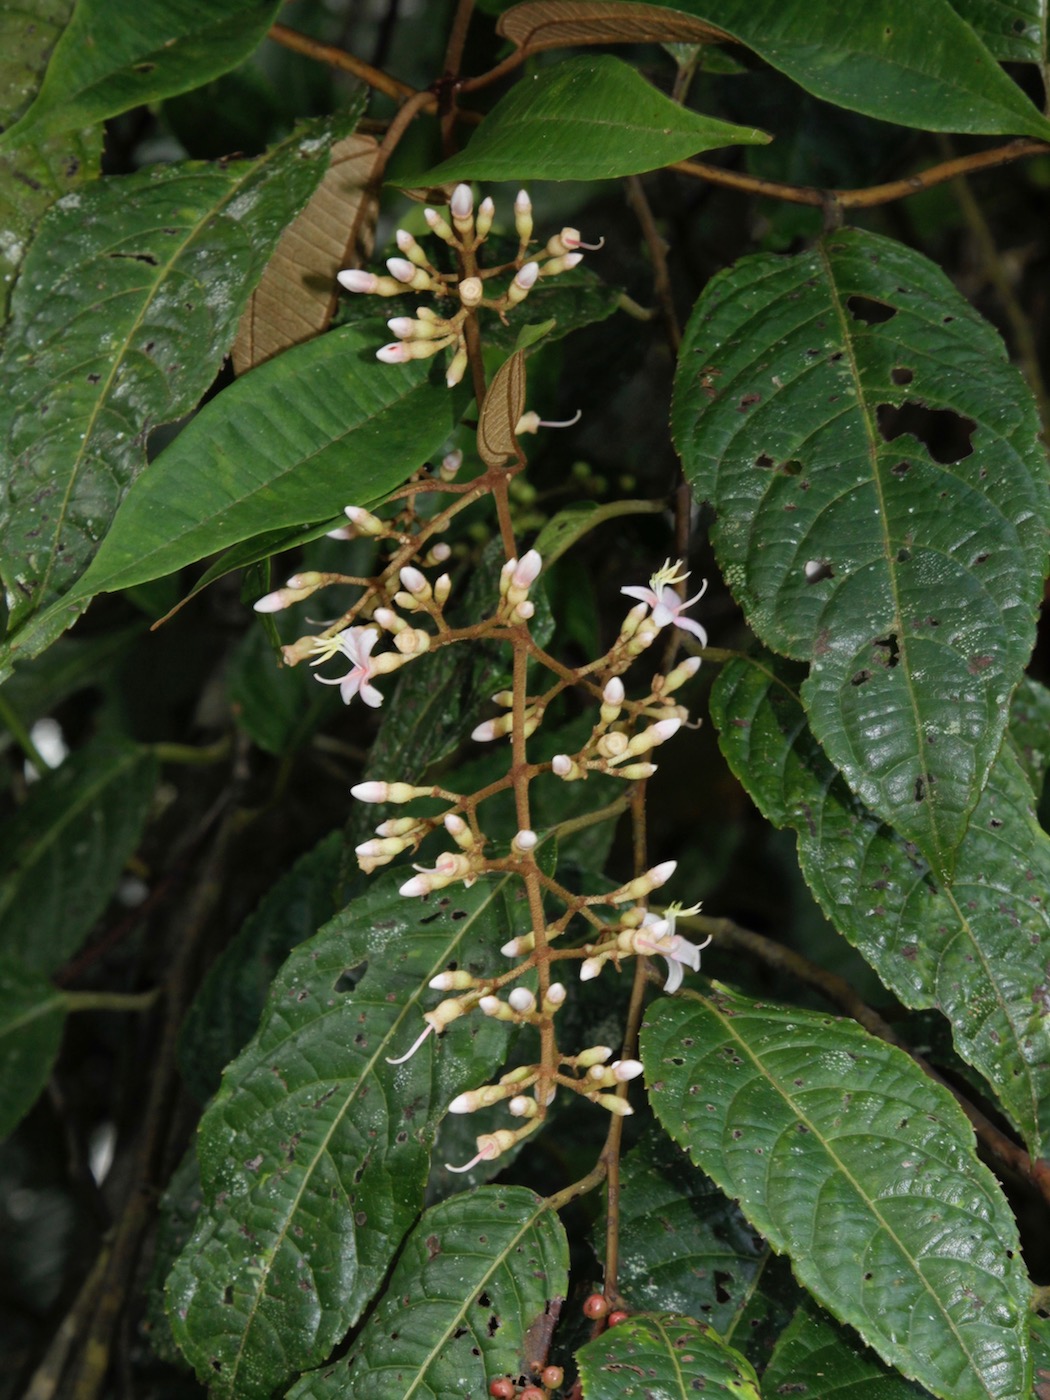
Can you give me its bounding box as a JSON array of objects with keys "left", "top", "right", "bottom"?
[
  {"left": 177, "top": 831, "right": 344, "bottom": 1101},
  {"left": 0, "top": 0, "right": 283, "bottom": 149},
  {"left": 711, "top": 651, "right": 1050, "bottom": 1161},
  {"left": 577, "top": 1313, "right": 761, "bottom": 1399},
  {"left": 643, "top": 990, "right": 1032, "bottom": 1400},
  {"left": 68, "top": 321, "right": 460, "bottom": 600},
  {"left": 166, "top": 868, "right": 516, "bottom": 1399},
  {"left": 0, "top": 0, "right": 102, "bottom": 323},
  {"left": 402, "top": 55, "right": 768, "bottom": 186},
  {"left": 0, "top": 959, "right": 65, "bottom": 1138},
  {"left": 0, "top": 113, "right": 350, "bottom": 647},
  {"left": 0, "top": 737, "right": 157, "bottom": 974},
  {"left": 290, "top": 1187, "right": 569, "bottom": 1399},
  {"left": 947, "top": 0, "right": 1045, "bottom": 63},
  {"left": 763, "top": 1299, "right": 932, "bottom": 1398},
  {"left": 573, "top": 0, "right": 1050, "bottom": 137},
  {"left": 673, "top": 228, "right": 1049, "bottom": 879}
]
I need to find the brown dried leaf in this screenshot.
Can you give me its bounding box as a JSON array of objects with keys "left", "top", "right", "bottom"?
[
  {"left": 498, "top": 0, "right": 731, "bottom": 52},
  {"left": 478, "top": 351, "right": 527, "bottom": 470},
  {"left": 232, "top": 131, "right": 378, "bottom": 375}
]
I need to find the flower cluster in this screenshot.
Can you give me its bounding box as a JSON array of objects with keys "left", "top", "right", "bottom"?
[{"left": 337, "top": 184, "right": 601, "bottom": 386}]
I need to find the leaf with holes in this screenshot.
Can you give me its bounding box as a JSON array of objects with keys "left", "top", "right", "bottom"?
[
  {"left": 947, "top": 0, "right": 1044, "bottom": 63},
  {"left": 166, "top": 868, "right": 515, "bottom": 1400},
  {"left": 1006, "top": 675, "right": 1050, "bottom": 797},
  {"left": 0, "top": 0, "right": 284, "bottom": 149},
  {"left": 0, "top": 111, "right": 352, "bottom": 649},
  {"left": 577, "top": 1313, "right": 761, "bottom": 1399},
  {"left": 643, "top": 989, "right": 1032, "bottom": 1400},
  {"left": 763, "top": 1298, "right": 932, "bottom": 1398},
  {"left": 289, "top": 1187, "right": 568, "bottom": 1399},
  {"left": 0, "top": 737, "right": 157, "bottom": 974},
  {"left": 632, "top": 0, "right": 1050, "bottom": 136},
  {"left": 673, "top": 228, "right": 1049, "bottom": 879},
  {"left": 710, "top": 651, "right": 1050, "bottom": 1162},
  {"left": 0, "top": 959, "right": 66, "bottom": 1138},
  {"left": 402, "top": 55, "right": 768, "bottom": 186}
]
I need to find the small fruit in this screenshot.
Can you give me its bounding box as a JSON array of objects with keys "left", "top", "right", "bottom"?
[{"left": 582, "top": 1293, "right": 609, "bottom": 1319}]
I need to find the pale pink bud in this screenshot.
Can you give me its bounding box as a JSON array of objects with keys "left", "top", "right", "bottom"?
[
  {"left": 508, "top": 1095, "right": 537, "bottom": 1117},
  {"left": 552, "top": 754, "right": 573, "bottom": 777},
  {"left": 579, "top": 955, "right": 604, "bottom": 982},
  {"left": 430, "top": 542, "right": 452, "bottom": 563},
  {"left": 387, "top": 316, "right": 417, "bottom": 338},
  {"left": 440, "top": 450, "right": 462, "bottom": 480},
  {"left": 616, "top": 762, "right": 658, "bottom": 780},
  {"left": 429, "top": 970, "right": 476, "bottom": 991},
  {"left": 344, "top": 505, "right": 385, "bottom": 535},
  {"left": 450, "top": 183, "right": 473, "bottom": 220},
  {"left": 399, "top": 565, "right": 428, "bottom": 596},
  {"left": 446, "top": 345, "right": 469, "bottom": 388},
  {"left": 544, "top": 982, "right": 566, "bottom": 1009},
  {"left": 514, "top": 601, "right": 534, "bottom": 621},
  {"left": 351, "top": 781, "right": 390, "bottom": 803},
  {"left": 399, "top": 874, "right": 432, "bottom": 898},
  {"left": 326, "top": 525, "right": 354, "bottom": 540},
  {"left": 508, "top": 987, "right": 536, "bottom": 1014},
  {"left": 387, "top": 256, "right": 417, "bottom": 283},
  {"left": 512, "top": 829, "right": 537, "bottom": 854},
  {"left": 253, "top": 589, "right": 292, "bottom": 613},
  {"left": 612, "top": 1059, "right": 644, "bottom": 1081},
  {"left": 603, "top": 678, "right": 625, "bottom": 706},
  {"left": 447, "top": 1091, "right": 477, "bottom": 1114},
  {"left": 373, "top": 607, "right": 404, "bottom": 632},
  {"left": 540, "top": 251, "right": 584, "bottom": 277},
  {"left": 476, "top": 196, "right": 495, "bottom": 238},
  {"left": 472, "top": 718, "right": 499, "bottom": 742},
  {"left": 501, "top": 933, "right": 535, "bottom": 958},
  {"left": 514, "top": 190, "right": 533, "bottom": 244},
  {"left": 512, "top": 549, "right": 542, "bottom": 589},
  {"left": 424, "top": 207, "right": 455, "bottom": 242},
  {"left": 507, "top": 260, "right": 539, "bottom": 306},
  {"left": 662, "top": 655, "right": 702, "bottom": 694},
  {"left": 376, "top": 342, "right": 411, "bottom": 364},
  {"left": 434, "top": 574, "right": 451, "bottom": 606},
  {"left": 337, "top": 269, "right": 378, "bottom": 293}
]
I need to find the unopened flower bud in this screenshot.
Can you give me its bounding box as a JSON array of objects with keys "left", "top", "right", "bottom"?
[
  {"left": 450, "top": 183, "right": 474, "bottom": 232},
  {"left": 399, "top": 566, "right": 430, "bottom": 598},
  {"left": 603, "top": 677, "right": 625, "bottom": 707},
  {"left": 395, "top": 227, "right": 432, "bottom": 267},
  {"left": 344, "top": 505, "right": 385, "bottom": 535},
  {"left": 538, "top": 251, "right": 583, "bottom": 278},
  {"left": 387, "top": 315, "right": 449, "bottom": 341},
  {"left": 573, "top": 1045, "right": 613, "bottom": 1068},
  {"left": 512, "top": 828, "right": 537, "bottom": 855},
  {"left": 476, "top": 196, "right": 495, "bottom": 239},
  {"left": 429, "top": 969, "right": 477, "bottom": 992},
  {"left": 591, "top": 1092, "right": 634, "bottom": 1116},
  {"left": 424, "top": 207, "right": 456, "bottom": 244},
  {"left": 612, "top": 1059, "right": 644, "bottom": 1081},
  {"left": 512, "top": 550, "right": 542, "bottom": 589},
  {"left": 445, "top": 1127, "right": 517, "bottom": 1174},
  {"left": 394, "top": 627, "right": 431, "bottom": 656},
  {"left": 434, "top": 574, "right": 452, "bottom": 606},
  {"left": 611, "top": 860, "right": 676, "bottom": 903},
  {"left": 616, "top": 762, "right": 658, "bottom": 780},
  {"left": 440, "top": 449, "right": 463, "bottom": 480},
  {"left": 508, "top": 1095, "right": 538, "bottom": 1117},
  {"left": 514, "top": 189, "right": 533, "bottom": 244},
  {"left": 597, "top": 732, "right": 629, "bottom": 759},
  {"left": 507, "top": 260, "right": 539, "bottom": 306},
  {"left": 253, "top": 581, "right": 316, "bottom": 612},
  {"left": 428, "top": 541, "right": 452, "bottom": 564},
  {"left": 662, "top": 655, "right": 702, "bottom": 693},
  {"left": 624, "top": 717, "right": 680, "bottom": 758},
  {"left": 446, "top": 345, "right": 469, "bottom": 388},
  {"left": 551, "top": 753, "right": 582, "bottom": 781},
  {"left": 508, "top": 987, "right": 536, "bottom": 1014},
  {"left": 501, "top": 933, "right": 535, "bottom": 958},
  {"left": 542, "top": 982, "right": 566, "bottom": 1013},
  {"left": 337, "top": 268, "right": 378, "bottom": 293},
  {"left": 480, "top": 995, "right": 516, "bottom": 1021},
  {"left": 579, "top": 953, "right": 608, "bottom": 981}
]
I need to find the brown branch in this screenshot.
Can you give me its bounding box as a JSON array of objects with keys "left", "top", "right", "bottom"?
[
  {"left": 697, "top": 914, "right": 1050, "bottom": 1204},
  {"left": 268, "top": 23, "right": 425, "bottom": 106},
  {"left": 672, "top": 138, "right": 1050, "bottom": 211}
]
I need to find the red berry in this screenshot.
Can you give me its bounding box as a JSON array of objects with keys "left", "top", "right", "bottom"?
[
  {"left": 489, "top": 1380, "right": 516, "bottom": 1399},
  {"left": 520, "top": 1389, "right": 545, "bottom": 1400},
  {"left": 607, "top": 1309, "right": 629, "bottom": 1327},
  {"left": 582, "top": 1293, "right": 608, "bottom": 1319},
  {"left": 541, "top": 1366, "right": 564, "bottom": 1389}
]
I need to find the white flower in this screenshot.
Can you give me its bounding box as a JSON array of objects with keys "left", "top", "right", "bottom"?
[
  {"left": 636, "top": 901, "right": 710, "bottom": 993},
  {"left": 310, "top": 627, "right": 384, "bottom": 707},
  {"left": 621, "top": 559, "right": 708, "bottom": 646}
]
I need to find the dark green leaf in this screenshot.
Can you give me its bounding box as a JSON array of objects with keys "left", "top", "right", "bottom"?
[
  {"left": 534, "top": 499, "right": 666, "bottom": 567},
  {"left": 636, "top": 0, "right": 1050, "bottom": 136},
  {"left": 290, "top": 1187, "right": 569, "bottom": 1399},
  {"left": 166, "top": 868, "right": 516, "bottom": 1399},
  {"left": 146, "top": 1148, "right": 204, "bottom": 1366},
  {"left": 227, "top": 623, "right": 341, "bottom": 757},
  {"left": 69, "top": 321, "right": 459, "bottom": 601},
  {"left": 0, "top": 959, "right": 65, "bottom": 1138},
  {"left": 673, "top": 228, "right": 1049, "bottom": 879},
  {"left": 0, "top": 0, "right": 284, "bottom": 148},
  {"left": 177, "top": 831, "right": 345, "bottom": 1101},
  {"left": 1006, "top": 675, "right": 1050, "bottom": 797},
  {"left": 0, "top": 738, "right": 157, "bottom": 974},
  {"left": 401, "top": 55, "right": 768, "bottom": 186},
  {"left": 577, "top": 1312, "right": 761, "bottom": 1398},
  {"left": 763, "top": 1298, "right": 933, "bottom": 1398},
  {"left": 643, "top": 989, "right": 1032, "bottom": 1399},
  {"left": 711, "top": 651, "right": 1050, "bottom": 1160},
  {"left": 0, "top": 622, "right": 143, "bottom": 728},
  {"left": 0, "top": 112, "right": 353, "bottom": 648},
  {"left": 947, "top": 0, "right": 1044, "bottom": 63},
  {"left": 595, "top": 1127, "right": 768, "bottom": 1329},
  {"left": 0, "top": 0, "right": 101, "bottom": 323}
]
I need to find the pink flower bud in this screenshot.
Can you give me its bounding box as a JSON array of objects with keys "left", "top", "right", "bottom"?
[
  {"left": 344, "top": 505, "right": 385, "bottom": 535},
  {"left": 387, "top": 256, "right": 416, "bottom": 283},
  {"left": 351, "top": 781, "right": 389, "bottom": 803},
  {"left": 376, "top": 342, "right": 410, "bottom": 363},
  {"left": 476, "top": 196, "right": 495, "bottom": 238},
  {"left": 450, "top": 183, "right": 473, "bottom": 219},
  {"left": 399, "top": 565, "right": 428, "bottom": 596},
  {"left": 512, "top": 549, "right": 542, "bottom": 589},
  {"left": 440, "top": 450, "right": 462, "bottom": 480},
  {"left": 387, "top": 316, "right": 416, "bottom": 337},
  {"left": 512, "top": 828, "right": 537, "bottom": 854},
  {"left": 337, "top": 269, "right": 378, "bottom": 293},
  {"left": 603, "top": 678, "right": 625, "bottom": 705},
  {"left": 508, "top": 987, "right": 536, "bottom": 1014},
  {"left": 612, "top": 1059, "right": 644, "bottom": 1081},
  {"left": 399, "top": 874, "right": 431, "bottom": 898},
  {"left": 515, "top": 261, "right": 539, "bottom": 290},
  {"left": 552, "top": 754, "right": 572, "bottom": 777},
  {"left": 446, "top": 346, "right": 468, "bottom": 388}
]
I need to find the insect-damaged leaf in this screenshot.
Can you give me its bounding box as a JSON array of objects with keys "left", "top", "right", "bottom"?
[
  {"left": 166, "top": 869, "right": 516, "bottom": 1399},
  {"left": 673, "top": 228, "right": 1049, "bottom": 879},
  {"left": 478, "top": 351, "right": 527, "bottom": 469},
  {"left": 497, "top": 0, "right": 731, "bottom": 51}
]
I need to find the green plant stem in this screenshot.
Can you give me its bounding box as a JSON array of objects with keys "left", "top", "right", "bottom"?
[
  {"left": 62, "top": 989, "right": 159, "bottom": 1014},
  {"left": 152, "top": 737, "right": 230, "bottom": 765},
  {"left": 0, "top": 689, "right": 49, "bottom": 772}
]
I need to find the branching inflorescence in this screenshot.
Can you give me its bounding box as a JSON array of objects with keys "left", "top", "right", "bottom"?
[{"left": 254, "top": 185, "right": 710, "bottom": 1175}]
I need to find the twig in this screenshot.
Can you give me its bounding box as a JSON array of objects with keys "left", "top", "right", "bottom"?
[
  {"left": 267, "top": 23, "right": 423, "bottom": 106},
  {"left": 672, "top": 138, "right": 1050, "bottom": 211}
]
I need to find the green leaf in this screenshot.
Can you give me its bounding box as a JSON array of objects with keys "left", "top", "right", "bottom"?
[
  {"left": 673, "top": 228, "right": 1049, "bottom": 879},
  {"left": 177, "top": 831, "right": 344, "bottom": 1101},
  {"left": 166, "top": 868, "right": 517, "bottom": 1399},
  {"left": 0, "top": 0, "right": 283, "bottom": 149},
  {"left": 401, "top": 55, "right": 768, "bottom": 185},
  {"left": 643, "top": 989, "right": 1032, "bottom": 1399},
  {"left": 290, "top": 1187, "right": 569, "bottom": 1399},
  {"left": 576, "top": 1312, "right": 761, "bottom": 1399},
  {"left": 146, "top": 1148, "right": 204, "bottom": 1365},
  {"left": 0, "top": 958, "right": 65, "bottom": 1138},
  {"left": 0, "top": 112, "right": 354, "bottom": 648},
  {"left": 637, "top": 0, "right": 1050, "bottom": 137},
  {"left": 947, "top": 0, "right": 1044, "bottom": 63},
  {"left": 763, "top": 1298, "right": 933, "bottom": 1398},
  {"left": 711, "top": 651, "right": 1050, "bottom": 1161},
  {"left": 69, "top": 321, "right": 459, "bottom": 601},
  {"left": 533, "top": 499, "right": 666, "bottom": 568},
  {"left": 227, "top": 623, "right": 341, "bottom": 757},
  {"left": 0, "top": 0, "right": 102, "bottom": 323},
  {"left": 0, "top": 738, "right": 157, "bottom": 974},
  {"left": 595, "top": 1127, "right": 769, "bottom": 1330},
  {"left": 1006, "top": 675, "right": 1050, "bottom": 797}
]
